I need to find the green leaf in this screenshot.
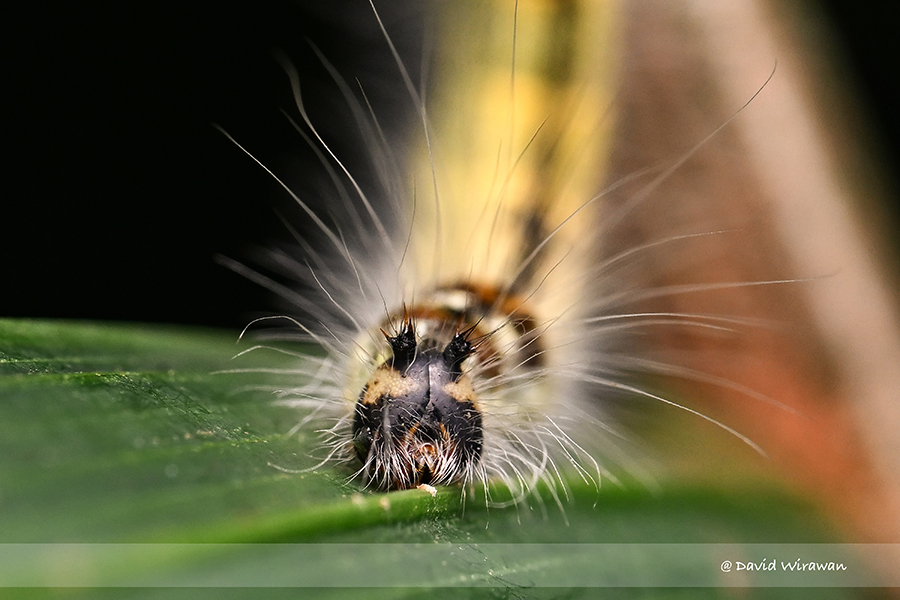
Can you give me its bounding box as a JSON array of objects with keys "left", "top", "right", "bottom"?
[{"left": 0, "top": 319, "right": 873, "bottom": 598}]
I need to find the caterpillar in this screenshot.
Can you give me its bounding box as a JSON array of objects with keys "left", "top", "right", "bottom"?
[
  {"left": 219, "top": 0, "right": 773, "bottom": 504},
  {"left": 220, "top": 0, "right": 900, "bottom": 536}
]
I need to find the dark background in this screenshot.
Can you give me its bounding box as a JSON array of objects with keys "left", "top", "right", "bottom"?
[{"left": 5, "top": 1, "right": 899, "bottom": 331}]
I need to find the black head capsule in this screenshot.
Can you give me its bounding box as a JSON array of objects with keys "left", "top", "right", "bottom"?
[{"left": 352, "top": 322, "right": 483, "bottom": 490}]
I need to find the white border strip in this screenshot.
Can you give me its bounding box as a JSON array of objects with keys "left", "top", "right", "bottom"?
[{"left": 0, "top": 543, "right": 894, "bottom": 587}]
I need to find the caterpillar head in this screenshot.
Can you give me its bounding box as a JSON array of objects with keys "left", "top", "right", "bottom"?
[{"left": 351, "top": 320, "right": 483, "bottom": 490}]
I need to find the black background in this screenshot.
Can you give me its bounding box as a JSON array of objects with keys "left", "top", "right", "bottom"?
[{"left": 5, "top": 1, "right": 899, "bottom": 331}]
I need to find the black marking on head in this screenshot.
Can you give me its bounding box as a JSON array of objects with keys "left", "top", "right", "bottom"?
[
  {"left": 385, "top": 319, "right": 417, "bottom": 373},
  {"left": 442, "top": 329, "right": 474, "bottom": 380}
]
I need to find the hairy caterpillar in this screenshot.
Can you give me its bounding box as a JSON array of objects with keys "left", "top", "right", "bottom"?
[
  {"left": 223, "top": 0, "right": 623, "bottom": 503},
  {"left": 220, "top": 0, "right": 900, "bottom": 543},
  {"left": 220, "top": 0, "right": 776, "bottom": 502}
]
